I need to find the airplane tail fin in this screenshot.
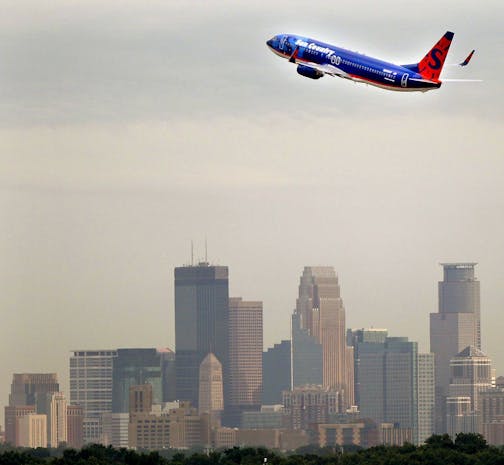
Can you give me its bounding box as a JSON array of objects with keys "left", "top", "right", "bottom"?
[{"left": 417, "top": 31, "right": 454, "bottom": 81}]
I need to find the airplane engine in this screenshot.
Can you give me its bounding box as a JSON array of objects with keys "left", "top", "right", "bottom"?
[{"left": 296, "top": 65, "right": 323, "bottom": 79}]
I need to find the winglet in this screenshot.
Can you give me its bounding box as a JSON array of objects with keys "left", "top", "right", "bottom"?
[{"left": 459, "top": 50, "right": 475, "bottom": 67}]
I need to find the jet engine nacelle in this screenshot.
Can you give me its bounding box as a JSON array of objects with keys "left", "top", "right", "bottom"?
[{"left": 296, "top": 65, "right": 323, "bottom": 79}]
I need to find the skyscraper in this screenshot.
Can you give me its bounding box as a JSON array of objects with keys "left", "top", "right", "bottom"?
[
  {"left": 175, "top": 263, "right": 229, "bottom": 407},
  {"left": 37, "top": 392, "right": 67, "bottom": 448},
  {"left": 226, "top": 297, "right": 263, "bottom": 426},
  {"left": 417, "top": 353, "right": 435, "bottom": 443},
  {"left": 198, "top": 353, "right": 224, "bottom": 421},
  {"left": 447, "top": 346, "right": 492, "bottom": 434},
  {"left": 347, "top": 328, "right": 388, "bottom": 406},
  {"left": 292, "top": 313, "right": 323, "bottom": 387},
  {"left": 430, "top": 263, "right": 481, "bottom": 433},
  {"left": 262, "top": 340, "right": 291, "bottom": 404},
  {"left": 112, "top": 348, "right": 162, "bottom": 413},
  {"left": 17, "top": 415, "right": 47, "bottom": 448},
  {"left": 291, "top": 267, "right": 354, "bottom": 407},
  {"left": 5, "top": 373, "right": 59, "bottom": 446},
  {"left": 356, "top": 336, "right": 433, "bottom": 444},
  {"left": 69, "top": 350, "right": 117, "bottom": 443},
  {"left": 282, "top": 385, "right": 341, "bottom": 434},
  {"left": 9, "top": 373, "right": 59, "bottom": 407},
  {"left": 66, "top": 405, "right": 84, "bottom": 449}
]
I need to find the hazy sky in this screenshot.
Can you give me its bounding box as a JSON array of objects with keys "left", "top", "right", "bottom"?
[{"left": 1, "top": 0, "right": 503, "bottom": 418}]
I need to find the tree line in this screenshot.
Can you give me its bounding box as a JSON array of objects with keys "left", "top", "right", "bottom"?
[{"left": 1, "top": 434, "right": 504, "bottom": 465}]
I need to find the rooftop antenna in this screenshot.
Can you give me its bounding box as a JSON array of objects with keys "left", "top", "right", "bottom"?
[
  {"left": 205, "top": 236, "right": 208, "bottom": 263},
  {"left": 191, "top": 240, "right": 194, "bottom": 266}
]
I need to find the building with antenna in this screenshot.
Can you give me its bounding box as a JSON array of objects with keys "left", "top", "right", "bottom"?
[{"left": 175, "top": 263, "right": 230, "bottom": 408}]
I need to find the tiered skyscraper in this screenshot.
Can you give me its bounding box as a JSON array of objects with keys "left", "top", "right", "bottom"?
[
  {"left": 430, "top": 263, "right": 481, "bottom": 433},
  {"left": 175, "top": 263, "right": 229, "bottom": 408},
  {"left": 291, "top": 267, "right": 354, "bottom": 407}
]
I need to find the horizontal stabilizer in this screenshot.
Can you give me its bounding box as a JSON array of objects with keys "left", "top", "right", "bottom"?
[
  {"left": 442, "top": 79, "right": 482, "bottom": 82},
  {"left": 459, "top": 50, "right": 475, "bottom": 66}
]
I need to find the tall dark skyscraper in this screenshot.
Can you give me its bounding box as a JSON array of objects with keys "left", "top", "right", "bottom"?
[
  {"left": 175, "top": 263, "right": 229, "bottom": 407},
  {"left": 430, "top": 263, "right": 481, "bottom": 433}
]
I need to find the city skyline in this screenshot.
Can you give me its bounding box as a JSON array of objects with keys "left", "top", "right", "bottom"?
[
  {"left": 1, "top": 260, "right": 502, "bottom": 428},
  {"left": 1, "top": 0, "right": 503, "bottom": 436}
]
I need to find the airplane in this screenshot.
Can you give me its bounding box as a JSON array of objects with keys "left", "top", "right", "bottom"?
[{"left": 266, "top": 31, "right": 476, "bottom": 92}]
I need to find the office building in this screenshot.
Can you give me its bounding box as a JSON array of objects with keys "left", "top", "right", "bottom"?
[
  {"left": 66, "top": 405, "right": 84, "bottom": 449},
  {"left": 347, "top": 329, "right": 388, "bottom": 406},
  {"left": 227, "top": 297, "right": 263, "bottom": 426},
  {"left": 448, "top": 346, "right": 492, "bottom": 413},
  {"left": 101, "top": 413, "right": 129, "bottom": 448},
  {"left": 447, "top": 346, "right": 492, "bottom": 435},
  {"left": 262, "top": 340, "right": 291, "bottom": 404},
  {"left": 241, "top": 405, "right": 284, "bottom": 429},
  {"left": 169, "top": 401, "right": 202, "bottom": 449},
  {"left": 160, "top": 348, "right": 177, "bottom": 402},
  {"left": 198, "top": 353, "right": 224, "bottom": 424},
  {"left": 283, "top": 385, "right": 341, "bottom": 436},
  {"left": 291, "top": 267, "right": 354, "bottom": 407},
  {"left": 356, "top": 336, "right": 433, "bottom": 444},
  {"left": 175, "top": 263, "right": 229, "bottom": 408},
  {"left": 9, "top": 373, "right": 59, "bottom": 407},
  {"left": 17, "top": 414, "right": 47, "bottom": 448},
  {"left": 112, "top": 348, "right": 162, "bottom": 413},
  {"left": 481, "top": 386, "right": 504, "bottom": 443},
  {"left": 128, "top": 384, "right": 170, "bottom": 450},
  {"left": 37, "top": 391, "right": 67, "bottom": 448},
  {"left": 430, "top": 263, "right": 481, "bottom": 432},
  {"left": 318, "top": 419, "right": 378, "bottom": 448},
  {"left": 292, "top": 313, "right": 323, "bottom": 387},
  {"left": 379, "top": 423, "right": 414, "bottom": 446},
  {"left": 446, "top": 396, "right": 478, "bottom": 437},
  {"left": 69, "top": 350, "right": 117, "bottom": 443},
  {"left": 417, "top": 353, "right": 435, "bottom": 444},
  {"left": 4, "top": 405, "right": 36, "bottom": 446}
]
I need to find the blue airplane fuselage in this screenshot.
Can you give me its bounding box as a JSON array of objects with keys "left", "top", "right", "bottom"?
[{"left": 266, "top": 34, "right": 444, "bottom": 92}]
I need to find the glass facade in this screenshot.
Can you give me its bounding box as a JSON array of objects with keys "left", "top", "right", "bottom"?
[
  {"left": 111, "top": 348, "right": 162, "bottom": 413},
  {"left": 292, "top": 313, "right": 323, "bottom": 387},
  {"left": 262, "top": 340, "right": 291, "bottom": 404},
  {"left": 356, "top": 336, "right": 430, "bottom": 444},
  {"left": 175, "top": 264, "right": 229, "bottom": 407}
]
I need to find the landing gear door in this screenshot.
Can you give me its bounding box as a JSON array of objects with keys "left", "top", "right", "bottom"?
[{"left": 401, "top": 73, "right": 409, "bottom": 88}]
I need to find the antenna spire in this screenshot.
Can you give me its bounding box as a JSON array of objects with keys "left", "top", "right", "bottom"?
[{"left": 191, "top": 240, "right": 194, "bottom": 266}]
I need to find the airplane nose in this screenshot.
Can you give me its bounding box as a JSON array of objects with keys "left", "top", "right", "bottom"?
[{"left": 266, "top": 39, "right": 274, "bottom": 48}]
